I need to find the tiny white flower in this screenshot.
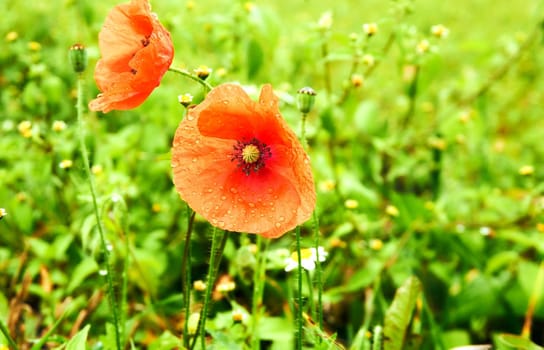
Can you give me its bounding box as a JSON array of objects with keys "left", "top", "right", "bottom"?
[{"left": 285, "top": 247, "right": 328, "bottom": 272}]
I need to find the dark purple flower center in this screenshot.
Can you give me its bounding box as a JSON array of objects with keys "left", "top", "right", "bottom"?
[{"left": 231, "top": 137, "right": 272, "bottom": 176}]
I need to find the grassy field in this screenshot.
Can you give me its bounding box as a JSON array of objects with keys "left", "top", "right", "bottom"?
[{"left": 1, "top": 0, "right": 544, "bottom": 349}]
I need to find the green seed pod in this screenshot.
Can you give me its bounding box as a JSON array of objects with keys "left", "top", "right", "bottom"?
[
  {"left": 296, "top": 86, "right": 316, "bottom": 114},
  {"left": 69, "top": 43, "right": 87, "bottom": 74}
]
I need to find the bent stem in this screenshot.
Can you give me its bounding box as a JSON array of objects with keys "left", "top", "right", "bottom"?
[
  {"left": 76, "top": 76, "right": 122, "bottom": 350},
  {"left": 312, "top": 210, "right": 324, "bottom": 336},
  {"left": 168, "top": 67, "right": 213, "bottom": 93}
]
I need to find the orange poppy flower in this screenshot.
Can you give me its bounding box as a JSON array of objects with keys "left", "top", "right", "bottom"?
[
  {"left": 89, "top": 0, "right": 174, "bottom": 113},
  {"left": 171, "top": 83, "right": 316, "bottom": 238}
]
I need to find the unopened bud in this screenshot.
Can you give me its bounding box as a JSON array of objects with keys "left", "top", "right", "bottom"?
[
  {"left": 297, "top": 87, "right": 316, "bottom": 114},
  {"left": 69, "top": 43, "right": 87, "bottom": 73}
]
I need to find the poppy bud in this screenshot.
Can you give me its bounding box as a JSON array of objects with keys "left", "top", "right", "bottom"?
[
  {"left": 297, "top": 87, "right": 316, "bottom": 114},
  {"left": 69, "top": 43, "right": 87, "bottom": 74}
]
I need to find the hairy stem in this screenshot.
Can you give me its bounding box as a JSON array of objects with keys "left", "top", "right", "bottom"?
[{"left": 76, "top": 76, "right": 122, "bottom": 350}]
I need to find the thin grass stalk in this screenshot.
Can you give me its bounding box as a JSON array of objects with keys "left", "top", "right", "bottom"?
[
  {"left": 522, "top": 260, "right": 544, "bottom": 338},
  {"left": 295, "top": 226, "right": 303, "bottom": 350},
  {"left": 0, "top": 319, "right": 18, "bottom": 350},
  {"left": 312, "top": 210, "right": 324, "bottom": 336},
  {"left": 76, "top": 76, "right": 122, "bottom": 350}
]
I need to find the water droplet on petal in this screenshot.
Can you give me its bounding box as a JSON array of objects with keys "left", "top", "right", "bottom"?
[
  {"left": 221, "top": 196, "right": 227, "bottom": 201},
  {"left": 187, "top": 115, "right": 194, "bottom": 121},
  {"left": 230, "top": 187, "right": 238, "bottom": 194},
  {"left": 279, "top": 216, "right": 285, "bottom": 222},
  {"left": 248, "top": 202, "right": 255, "bottom": 208},
  {"left": 192, "top": 158, "right": 197, "bottom": 163},
  {"left": 275, "top": 222, "right": 281, "bottom": 228}
]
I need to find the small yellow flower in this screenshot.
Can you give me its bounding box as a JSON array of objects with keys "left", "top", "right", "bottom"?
[
  {"left": 519, "top": 165, "right": 534, "bottom": 176},
  {"left": 344, "top": 199, "right": 359, "bottom": 209},
  {"left": 52, "top": 120, "right": 67, "bottom": 132},
  {"left": 319, "top": 179, "right": 336, "bottom": 192},
  {"left": 244, "top": 2, "right": 255, "bottom": 12},
  {"left": 351, "top": 74, "right": 364, "bottom": 88},
  {"left": 363, "top": 23, "right": 378, "bottom": 36},
  {"left": 5, "top": 31, "right": 18, "bottom": 42},
  {"left": 431, "top": 24, "right": 449, "bottom": 39},
  {"left": 232, "top": 310, "right": 247, "bottom": 323},
  {"left": 91, "top": 164, "right": 103, "bottom": 175},
  {"left": 362, "top": 54, "right": 375, "bottom": 67},
  {"left": 416, "top": 39, "right": 430, "bottom": 54},
  {"left": 59, "top": 159, "right": 73, "bottom": 169},
  {"left": 193, "top": 280, "right": 207, "bottom": 291},
  {"left": 178, "top": 93, "right": 193, "bottom": 107},
  {"left": 215, "top": 67, "right": 228, "bottom": 78},
  {"left": 28, "top": 41, "right": 42, "bottom": 51},
  {"left": 194, "top": 65, "right": 212, "bottom": 80},
  {"left": 428, "top": 136, "right": 446, "bottom": 150},
  {"left": 215, "top": 275, "right": 236, "bottom": 293},
  {"left": 385, "top": 205, "right": 399, "bottom": 217},
  {"left": 248, "top": 243, "right": 258, "bottom": 254},
  {"left": 151, "top": 203, "right": 161, "bottom": 213},
  {"left": 329, "top": 237, "right": 347, "bottom": 249},
  {"left": 16, "top": 192, "right": 27, "bottom": 202},
  {"left": 458, "top": 110, "right": 473, "bottom": 123},
  {"left": 186, "top": 0, "right": 195, "bottom": 10},
  {"left": 424, "top": 201, "right": 435, "bottom": 211},
  {"left": 318, "top": 12, "right": 333, "bottom": 30},
  {"left": 537, "top": 223, "right": 544, "bottom": 233},
  {"left": 0, "top": 208, "right": 7, "bottom": 219},
  {"left": 18, "top": 120, "right": 32, "bottom": 137},
  {"left": 369, "top": 239, "right": 383, "bottom": 251}
]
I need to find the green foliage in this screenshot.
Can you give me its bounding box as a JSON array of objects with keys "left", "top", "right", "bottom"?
[
  {"left": 383, "top": 277, "right": 422, "bottom": 350},
  {"left": 1, "top": 0, "right": 544, "bottom": 349}
]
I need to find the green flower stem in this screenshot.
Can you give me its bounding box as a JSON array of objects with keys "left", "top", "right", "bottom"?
[
  {"left": 190, "top": 228, "right": 227, "bottom": 350},
  {"left": 312, "top": 210, "right": 324, "bottom": 335},
  {"left": 295, "top": 226, "right": 303, "bottom": 350},
  {"left": 76, "top": 76, "right": 121, "bottom": 350},
  {"left": 0, "top": 318, "right": 18, "bottom": 350},
  {"left": 182, "top": 209, "right": 196, "bottom": 349},
  {"left": 251, "top": 235, "right": 268, "bottom": 349},
  {"left": 168, "top": 67, "right": 213, "bottom": 93}
]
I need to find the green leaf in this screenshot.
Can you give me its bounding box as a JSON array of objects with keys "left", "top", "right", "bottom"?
[
  {"left": 497, "top": 334, "right": 544, "bottom": 350},
  {"left": 148, "top": 331, "right": 184, "bottom": 350},
  {"left": 383, "top": 276, "right": 422, "bottom": 350},
  {"left": 66, "top": 324, "right": 91, "bottom": 350}
]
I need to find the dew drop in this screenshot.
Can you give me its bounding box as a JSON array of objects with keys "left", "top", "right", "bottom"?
[
  {"left": 99, "top": 269, "right": 108, "bottom": 276},
  {"left": 222, "top": 100, "right": 229, "bottom": 105},
  {"left": 275, "top": 222, "right": 281, "bottom": 228},
  {"left": 304, "top": 158, "right": 309, "bottom": 164},
  {"left": 230, "top": 187, "right": 238, "bottom": 194},
  {"left": 192, "top": 158, "right": 197, "bottom": 163},
  {"left": 214, "top": 205, "right": 220, "bottom": 210},
  {"left": 278, "top": 216, "right": 285, "bottom": 222},
  {"left": 248, "top": 202, "right": 255, "bottom": 208},
  {"left": 221, "top": 195, "right": 227, "bottom": 201},
  {"left": 206, "top": 188, "right": 213, "bottom": 193},
  {"left": 218, "top": 220, "right": 225, "bottom": 227},
  {"left": 187, "top": 115, "right": 194, "bottom": 121}
]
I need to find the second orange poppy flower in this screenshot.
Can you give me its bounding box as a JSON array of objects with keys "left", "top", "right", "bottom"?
[{"left": 89, "top": 0, "right": 174, "bottom": 113}]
